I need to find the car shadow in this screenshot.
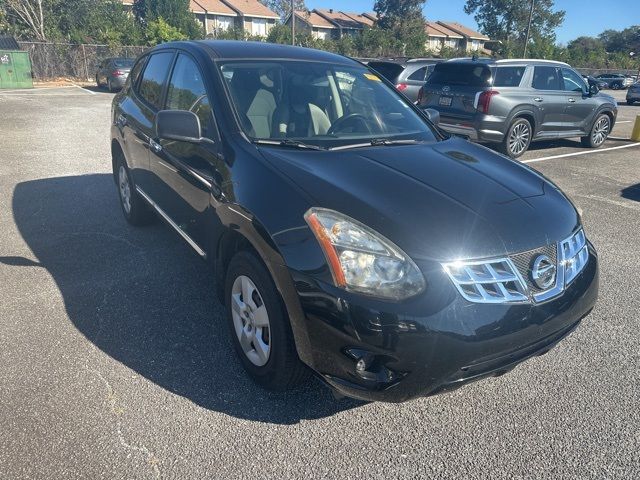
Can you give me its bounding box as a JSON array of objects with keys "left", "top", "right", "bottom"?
[
  {"left": 621, "top": 183, "right": 640, "bottom": 202},
  {"left": 11, "top": 174, "right": 363, "bottom": 424}
]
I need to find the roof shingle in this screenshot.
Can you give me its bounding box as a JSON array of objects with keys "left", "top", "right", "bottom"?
[
  {"left": 222, "top": 0, "right": 279, "bottom": 18},
  {"left": 436, "top": 21, "right": 489, "bottom": 40},
  {"left": 293, "top": 10, "right": 336, "bottom": 29},
  {"left": 193, "top": 0, "right": 237, "bottom": 15},
  {"left": 314, "top": 9, "right": 364, "bottom": 29}
]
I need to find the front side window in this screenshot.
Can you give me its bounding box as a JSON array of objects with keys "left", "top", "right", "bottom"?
[
  {"left": 532, "top": 66, "right": 561, "bottom": 91},
  {"left": 219, "top": 60, "right": 438, "bottom": 149},
  {"left": 166, "top": 54, "right": 212, "bottom": 137},
  {"left": 561, "top": 68, "right": 587, "bottom": 93},
  {"left": 138, "top": 52, "right": 174, "bottom": 109}
]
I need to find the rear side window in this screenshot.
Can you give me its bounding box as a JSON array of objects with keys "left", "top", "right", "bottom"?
[
  {"left": 166, "top": 54, "right": 212, "bottom": 137},
  {"left": 493, "top": 66, "right": 525, "bottom": 87},
  {"left": 532, "top": 66, "right": 561, "bottom": 91},
  {"left": 407, "top": 66, "right": 428, "bottom": 81},
  {"left": 427, "top": 63, "right": 492, "bottom": 87},
  {"left": 138, "top": 52, "right": 174, "bottom": 109}
]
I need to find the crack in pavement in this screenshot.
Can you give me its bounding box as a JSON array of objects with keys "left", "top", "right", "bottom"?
[{"left": 87, "top": 367, "right": 161, "bottom": 479}]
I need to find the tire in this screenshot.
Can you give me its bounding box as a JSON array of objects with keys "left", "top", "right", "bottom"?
[
  {"left": 115, "top": 156, "right": 154, "bottom": 226},
  {"left": 500, "top": 117, "right": 532, "bottom": 159},
  {"left": 225, "top": 251, "right": 309, "bottom": 391},
  {"left": 581, "top": 113, "right": 611, "bottom": 148},
  {"left": 107, "top": 79, "right": 114, "bottom": 93},
  {"left": 96, "top": 76, "right": 101, "bottom": 88},
  {"left": 628, "top": 99, "right": 635, "bottom": 106},
  {"left": 611, "top": 82, "right": 621, "bottom": 90}
]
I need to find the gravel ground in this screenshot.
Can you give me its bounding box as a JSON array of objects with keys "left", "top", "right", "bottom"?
[{"left": 0, "top": 86, "right": 639, "bottom": 479}]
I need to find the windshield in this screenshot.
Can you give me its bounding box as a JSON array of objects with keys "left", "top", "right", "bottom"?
[{"left": 218, "top": 60, "right": 438, "bottom": 149}]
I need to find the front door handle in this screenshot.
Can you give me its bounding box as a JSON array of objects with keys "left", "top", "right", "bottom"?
[
  {"left": 533, "top": 97, "right": 543, "bottom": 102},
  {"left": 116, "top": 114, "right": 127, "bottom": 128},
  {"left": 149, "top": 139, "right": 162, "bottom": 153},
  {"left": 568, "top": 98, "right": 576, "bottom": 103}
]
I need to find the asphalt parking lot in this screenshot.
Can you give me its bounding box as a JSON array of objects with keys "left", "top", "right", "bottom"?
[{"left": 1, "top": 85, "right": 639, "bottom": 479}]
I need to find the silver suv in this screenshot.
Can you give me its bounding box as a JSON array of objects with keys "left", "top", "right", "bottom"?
[{"left": 418, "top": 58, "right": 618, "bottom": 158}]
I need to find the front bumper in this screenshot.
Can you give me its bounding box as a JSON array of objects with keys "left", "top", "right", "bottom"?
[{"left": 292, "top": 244, "right": 599, "bottom": 402}]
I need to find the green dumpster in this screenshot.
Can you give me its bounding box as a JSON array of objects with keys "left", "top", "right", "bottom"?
[{"left": 0, "top": 50, "right": 33, "bottom": 89}]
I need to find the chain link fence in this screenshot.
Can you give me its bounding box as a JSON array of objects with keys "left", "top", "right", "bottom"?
[{"left": 18, "top": 42, "right": 148, "bottom": 81}]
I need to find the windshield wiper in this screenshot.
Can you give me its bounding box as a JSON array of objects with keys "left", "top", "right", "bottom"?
[
  {"left": 253, "top": 139, "right": 326, "bottom": 151},
  {"left": 330, "top": 138, "right": 426, "bottom": 151}
]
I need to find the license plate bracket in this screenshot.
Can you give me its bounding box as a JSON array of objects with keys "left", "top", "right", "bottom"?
[{"left": 439, "top": 96, "right": 452, "bottom": 107}]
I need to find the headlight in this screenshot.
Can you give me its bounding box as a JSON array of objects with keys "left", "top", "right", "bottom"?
[{"left": 304, "top": 208, "right": 426, "bottom": 300}]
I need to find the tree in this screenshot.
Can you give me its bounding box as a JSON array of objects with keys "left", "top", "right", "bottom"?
[
  {"left": 464, "top": 0, "right": 565, "bottom": 57},
  {"left": 374, "top": 0, "right": 427, "bottom": 57},
  {"left": 145, "top": 17, "right": 187, "bottom": 45},
  {"left": 133, "top": 0, "right": 203, "bottom": 40},
  {"left": 3, "top": 0, "right": 45, "bottom": 40},
  {"left": 259, "top": 0, "right": 305, "bottom": 18}
]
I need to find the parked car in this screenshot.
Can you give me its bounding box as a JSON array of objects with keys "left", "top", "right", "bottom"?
[
  {"left": 583, "top": 75, "right": 607, "bottom": 90},
  {"left": 594, "top": 73, "right": 634, "bottom": 90},
  {"left": 368, "top": 59, "right": 443, "bottom": 103},
  {"left": 111, "top": 41, "right": 598, "bottom": 403},
  {"left": 418, "top": 58, "right": 618, "bottom": 158},
  {"left": 96, "top": 57, "right": 134, "bottom": 92},
  {"left": 626, "top": 82, "right": 640, "bottom": 105}
]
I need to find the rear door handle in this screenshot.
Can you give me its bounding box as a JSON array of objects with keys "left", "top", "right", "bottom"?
[
  {"left": 568, "top": 98, "right": 576, "bottom": 103},
  {"left": 533, "top": 97, "right": 543, "bottom": 102}
]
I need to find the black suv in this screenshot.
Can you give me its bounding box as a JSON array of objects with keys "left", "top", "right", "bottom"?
[
  {"left": 419, "top": 58, "right": 618, "bottom": 158},
  {"left": 111, "top": 41, "right": 598, "bottom": 402}
]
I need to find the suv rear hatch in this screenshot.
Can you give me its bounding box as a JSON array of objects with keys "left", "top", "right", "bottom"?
[{"left": 420, "top": 62, "right": 493, "bottom": 123}]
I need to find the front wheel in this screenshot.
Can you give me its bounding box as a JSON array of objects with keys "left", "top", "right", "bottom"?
[
  {"left": 611, "top": 83, "right": 621, "bottom": 90},
  {"left": 500, "top": 118, "right": 532, "bottom": 159},
  {"left": 225, "top": 251, "right": 309, "bottom": 391},
  {"left": 628, "top": 99, "right": 635, "bottom": 106},
  {"left": 581, "top": 114, "right": 610, "bottom": 148}
]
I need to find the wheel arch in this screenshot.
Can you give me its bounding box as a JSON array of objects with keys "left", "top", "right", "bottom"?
[
  {"left": 212, "top": 213, "right": 315, "bottom": 367},
  {"left": 111, "top": 138, "right": 127, "bottom": 183},
  {"left": 509, "top": 109, "right": 537, "bottom": 136}
]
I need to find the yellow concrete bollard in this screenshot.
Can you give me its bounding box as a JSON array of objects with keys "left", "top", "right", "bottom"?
[{"left": 632, "top": 115, "right": 640, "bottom": 142}]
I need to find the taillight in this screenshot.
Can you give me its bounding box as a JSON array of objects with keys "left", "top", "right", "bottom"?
[
  {"left": 417, "top": 86, "right": 424, "bottom": 104},
  {"left": 476, "top": 90, "right": 499, "bottom": 114},
  {"left": 396, "top": 83, "right": 408, "bottom": 92},
  {"left": 112, "top": 70, "right": 124, "bottom": 76}
]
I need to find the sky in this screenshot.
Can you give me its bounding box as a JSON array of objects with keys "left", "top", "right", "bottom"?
[{"left": 305, "top": 0, "right": 636, "bottom": 44}]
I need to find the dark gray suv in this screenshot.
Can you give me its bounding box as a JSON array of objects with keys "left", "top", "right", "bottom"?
[{"left": 419, "top": 58, "right": 618, "bottom": 158}]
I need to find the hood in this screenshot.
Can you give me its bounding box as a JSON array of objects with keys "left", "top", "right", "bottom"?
[{"left": 259, "top": 137, "right": 580, "bottom": 261}]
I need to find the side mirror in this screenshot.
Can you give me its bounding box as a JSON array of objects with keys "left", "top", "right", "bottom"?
[
  {"left": 589, "top": 84, "right": 599, "bottom": 96},
  {"left": 424, "top": 108, "right": 440, "bottom": 126},
  {"left": 156, "top": 110, "right": 202, "bottom": 143}
]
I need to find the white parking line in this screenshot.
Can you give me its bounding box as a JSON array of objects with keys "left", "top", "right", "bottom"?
[
  {"left": 72, "top": 84, "right": 96, "bottom": 95},
  {"left": 522, "top": 142, "right": 640, "bottom": 164},
  {"left": 617, "top": 120, "right": 632, "bottom": 124}
]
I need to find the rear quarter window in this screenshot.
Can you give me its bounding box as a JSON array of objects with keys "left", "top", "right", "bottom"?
[
  {"left": 492, "top": 66, "right": 526, "bottom": 87},
  {"left": 427, "top": 63, "right": 492, "bottom": 87},
  {"left": 138, "top": 52, "right": 174, "bottom": 110}
]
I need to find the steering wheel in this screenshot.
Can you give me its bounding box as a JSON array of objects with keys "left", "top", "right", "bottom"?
[{"left": 327, "top": 113, "right": 372, "bottom": 136}]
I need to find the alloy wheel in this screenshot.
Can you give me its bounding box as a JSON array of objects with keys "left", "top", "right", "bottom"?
[
  {"left": 231, "top": 275, "right": 271, "bottom": 367},
  {"left": 118, "top": 165, "right": 131, "bottom": 214},
  {"left": 592, "top": 116, "right": 610, "bottom": 146},
  {"left": 508, "top": 122, "right": 530, "bottom": 156}
]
